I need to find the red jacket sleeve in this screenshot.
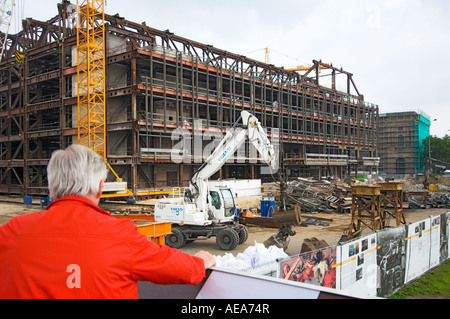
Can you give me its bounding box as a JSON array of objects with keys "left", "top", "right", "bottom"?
[{"left": 129, "top": 230, "right": 206, "bottom": 285}]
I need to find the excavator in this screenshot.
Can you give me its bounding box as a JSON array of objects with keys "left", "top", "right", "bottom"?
[{"left": 154, "top": 111, "right": 279, "bottom": 250}]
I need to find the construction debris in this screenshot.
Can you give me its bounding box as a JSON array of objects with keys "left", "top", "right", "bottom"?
[
  {"left": 299, "top": 215, "right": 334, "bottom": 227},
  {"left": 263, "top": 177, "right": 353, "bottom": 215},
  {"left": 238, "top": 175, "right": 450, "bottom": 250},
  {"left": 263, "top": 175, "right": 450, "bottom": 215},
  {"left": 407, "top": 190, "right": 450, "bottom": 209},
  {"left": 402, "top": 175, "right": 450, "bottom": 209}
]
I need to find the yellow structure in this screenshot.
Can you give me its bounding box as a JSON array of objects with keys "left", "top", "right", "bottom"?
[
  {"left": 76, "top": 0, "right": 106, "bottom": 156},
  {"left": 75, "top": 2, "right": 171, "bottom": 244},
  {"left": 76, "top": 0, "right": 132, "bottom": 198}
]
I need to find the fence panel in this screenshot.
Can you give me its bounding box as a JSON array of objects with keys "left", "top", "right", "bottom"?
[
  {"left": 338, "top": 233, "right": 378, "bottom": 297},
  {"left": 404, "top": 219, "right": 431, "bottom": 284},
  {"left": 277, "top": 211, "right": 450, "bottom": 298}
]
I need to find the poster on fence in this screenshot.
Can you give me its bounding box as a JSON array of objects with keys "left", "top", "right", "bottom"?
[
  {"left": 376, "top": 226, "right": 407, "bottom": 297},
  {"left": 404, "top": 218, "right": 431, "bottom": 284},
  {"left": 441, "top": 212, "right": 450, "bottom": 263},
  {"left": 338, "top": 233, "right": 378, "bottom": 297},
  {"left": 279, "top": 246, "right": 338, "bottom": 289},
  {"left": 430, "top": 215, "right": 441, "bottom": 269}
]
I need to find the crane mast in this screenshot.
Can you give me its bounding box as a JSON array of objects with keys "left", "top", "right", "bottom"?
[
  {"left": 76, "top": 0, "right": 133, "bottom": 199},
  {"left": 0, "top": 0, "right": 15, "bottom": 62},
  {"left": 76, "top": 0, "right": 106, "bottom": 157}
]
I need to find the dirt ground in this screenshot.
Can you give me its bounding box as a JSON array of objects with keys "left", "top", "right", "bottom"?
[
  {"left": 0, "top": 195, "right": 447, "bottom": 259},
  {"left": 178, "top": 206, "right": 448, "bottom": 258}
]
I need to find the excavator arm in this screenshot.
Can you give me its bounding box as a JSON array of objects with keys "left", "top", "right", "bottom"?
[
  {"left": 193, "top": 111, "right": 277, "bottom": 181},
  {"left": 189, "top": 111, "right": 278, "bottom": 214}
]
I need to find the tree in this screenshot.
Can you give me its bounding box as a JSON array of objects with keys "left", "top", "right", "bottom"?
[{"left": 423, "top": 135, "right": 450, "bottom": 170}]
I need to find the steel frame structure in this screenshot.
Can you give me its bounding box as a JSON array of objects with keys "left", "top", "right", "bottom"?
[{"left": 0, "top": 1, "right": 379, "bottom": 197}]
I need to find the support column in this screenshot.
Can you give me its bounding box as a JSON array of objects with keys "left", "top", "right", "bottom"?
[
  {"left": 179, "top": 164, "right": 184, "bottom": 188},
  {"left": 23, "top": 54, "right": 29, "bottom": 196},
  {"left": 131, "top": 42, "right": 138, "bottom": 195}
]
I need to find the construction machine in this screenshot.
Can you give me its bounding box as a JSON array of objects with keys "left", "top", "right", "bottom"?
[{"left": 154, "top": 110, "right": 278, "bottom": 250}]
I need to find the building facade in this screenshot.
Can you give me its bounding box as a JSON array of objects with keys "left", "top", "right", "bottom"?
[{"left": 378, "top": 110, "right": 430, "bottom": 176}]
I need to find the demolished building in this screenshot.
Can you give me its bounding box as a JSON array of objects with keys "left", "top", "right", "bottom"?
[{"left": 0, "top": 1, "right": 379, "bottom": 197}]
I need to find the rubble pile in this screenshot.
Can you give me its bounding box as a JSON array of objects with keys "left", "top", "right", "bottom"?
[
  {"left": 403, "top": 176, "right": 450, "bottom": 209},
  {"left": 264, "top": 178, "right": 353, "bottom": 214},
  {"left": 285, "top": 178, "right": 353, "bottom": 213},
  {"left": 264, "top": 175, "right": 450, "bottom": 213},
  {"left": 407, "top": 190, "right": 450, "bottom": 209}
]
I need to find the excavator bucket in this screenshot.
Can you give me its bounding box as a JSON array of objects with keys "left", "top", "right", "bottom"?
[
  {"left": 264, "top": 234, "right": 290, "bottom": 251},
  {"left": 300, "top": 237, "right": 329, "bottom": 254},
  {"left": 272, "top": 208, "right": 301, "bottom": 227},
  {"left": 263, "top": 205, "right": 301, "bottom": 251}
]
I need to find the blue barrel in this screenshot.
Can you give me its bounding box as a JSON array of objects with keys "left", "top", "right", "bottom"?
[
  {"left": 23, "top": 196, "right": 33, "bottom": 205},
  {"left": 261, "top": 196, "right": 275, "bottom": 218},
  {"left": 40, "top": 197, "right": 53, "bottom": 207}
]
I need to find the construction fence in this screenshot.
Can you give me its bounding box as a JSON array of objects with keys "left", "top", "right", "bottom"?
[{"left": 276, "top": 211, "right": 450, "bottom": 298}]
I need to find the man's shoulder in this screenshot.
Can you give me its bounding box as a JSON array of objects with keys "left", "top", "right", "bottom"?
[
  {"left": 9, "top": 210, "right": 45, "bottom": 224},
  {"left": 96, "top": 212, "right": 137, "bottom": 232},
  {"left": 78, "top": 205, "right": 138, "bottom": 238},
  {"left": 0, "top": 210, "right": 45, "bottom": 236}
]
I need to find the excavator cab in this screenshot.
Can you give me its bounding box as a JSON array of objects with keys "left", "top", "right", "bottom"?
[{"left": 208, "top": 187, "right": 236, "bottom": 223}]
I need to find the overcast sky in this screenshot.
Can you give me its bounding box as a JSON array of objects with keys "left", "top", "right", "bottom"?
[{"left": 11, "top": 0, "right": 450, "bottom": 137}]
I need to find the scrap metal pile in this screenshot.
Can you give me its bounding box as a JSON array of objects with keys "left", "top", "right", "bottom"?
[
  {"left": 265, "top": 176, "right": 450, "bottom": 213},
  {"left": 242, "top": 176, "right": 450, "bottom": 252},
  {"left": 264, "top": 177, "right": 353, "bottom": 215},
  {"left": 407, "top": 189, "right": 450, "bottom": 209},
  {"left": 401, "top": 176, "right": 450, "bottom": 209}
]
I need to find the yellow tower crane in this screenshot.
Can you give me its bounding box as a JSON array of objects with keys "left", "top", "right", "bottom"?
[
  {"left": 286, "top": 64, "right": 328, "bottom": 72},
  {"left": 0, "top": 0, "right": 15, "bottom": 62},
  {"left": 76, "top": 0, "right": 133, "bottom": 200},
  {"left": 76, "top": 0, "right": 105, "bottom": 156}
]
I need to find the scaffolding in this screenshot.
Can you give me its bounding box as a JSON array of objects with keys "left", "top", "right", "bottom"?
[
  {"left": 378, "top": 111, "right": 430, "bottom": 176},
  {"left": 0, "top": 1, "right": 379, "bottom": 197}
]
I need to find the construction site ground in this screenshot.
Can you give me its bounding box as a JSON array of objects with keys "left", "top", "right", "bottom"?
[
  {"left": 182, "top": 196, "right": 447, "bottom": 257},
  {"left": 0, "top": 195, "right": 447, "bottom": 258}
]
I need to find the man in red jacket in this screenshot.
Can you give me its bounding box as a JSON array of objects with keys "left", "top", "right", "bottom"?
[{"left": 0, "top": 144, "right": 215, "bottom": 299}]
